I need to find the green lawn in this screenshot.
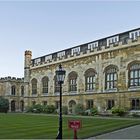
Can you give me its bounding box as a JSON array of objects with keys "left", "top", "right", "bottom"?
[{"left": 0, "top": 113, "right": 140, "bottom": 139}]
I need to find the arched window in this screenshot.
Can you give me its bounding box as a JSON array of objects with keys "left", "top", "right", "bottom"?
[
  {"left": 128, "top": 63, "right": 140, "bottom": 87},
  {"left": 105, "top": 66, "right": 118, "bottom": 90},
  {"left": 43, "top": 101, "right": 47, "bottom": 106},
  {"left": 42, "top": 76, "right": 48, "bottom": 94},
  {"left": 11, "top": 100, "right": 16, "bottom": 112},
  {"left": 131, "top": 99, "right": 140, "bottom": 110},
  {"left": 85, "top": 68, "right": 96, "bottom": 91},
  {"left": 69, "top": 71, "right": 78, "bottom": 92},
  {"left": 21, "top": 86, "right": 24, "bottom": 96},
  {"left": 107, "top": 99, "right": 115, "bottom": 110},
  {"left": 31, "top": 78, "right": 37, "bottom": 95},
  {"left": 11, "top": 85, "right": 16, "bottom": 95}
]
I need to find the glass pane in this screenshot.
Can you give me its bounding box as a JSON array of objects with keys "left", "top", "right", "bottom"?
[
  {"left": 130, "top": 71, "right": 134, "bottom": 78},
  {"left": 90, "top": 77, "right": 93, "bottom": 83},
  {"left": 135, "top": 70, "right": 138, "bottom": 78},
  {"left": 114, "top": 73, "right": 117, "bottom": 80},
  {"left": 134, "top": 79, "right": 138, "bottom": 85},
  {"left": 93, "top": 77, "right": 96, "bottom": 82},
  {"left": 107, "top": 74, "right": 110, "bottom": 81},
  {"left": 110, "top": 74, "right": 113, "bottom": 81},
  {"left": 107, "top": 82, "right": 109, "bottom": 89},
  {"left": 110, "top": 82, "right": 113, "bottom": 88}
]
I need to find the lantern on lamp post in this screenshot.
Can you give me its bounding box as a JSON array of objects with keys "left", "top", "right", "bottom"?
[{"left": 55, "top": 64, "right": 66, "bottom": 139}]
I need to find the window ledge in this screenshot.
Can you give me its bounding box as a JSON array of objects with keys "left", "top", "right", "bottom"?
[
  {"left": 86, "top": 90, "right": 96, "bottom": 94},
  {"left": 69, "top": 92, "right": 77, "bottom": 95},
  {"left": 54, "top": 92, "right": 60, "bottom": 96},
  {"left": 104, "top": 88, "right": 117, "bottom": 93},
  {"left": 128, "top": 86, "right": 140, "bottom": 91},
  {"left": 31, "top": 94, "right": 38, "bottom": 97},
  {"left": 41, "top": 94, "right": 48, "bottom": 96}
]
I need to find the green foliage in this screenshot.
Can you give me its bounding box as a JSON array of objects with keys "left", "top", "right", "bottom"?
[
  {"left": 26, "top": 104, "right": 56, "bottom": 114},
  {"left": 0, "top": 96, "right": 9, "bottom": 113},
  {"left": 62, "top": 106, "right": 68, "bottom": 115},
  {"left": 33, "top": 104, "right": 43, "bottom": 113},
  {"left": 111, "top": 107, "right": 126, "bottom": 116},
  {"left": 43, "top": 105, "right": 56, "bottom": 114},
  {"left": 90, "top": 107, "right": 98, "bottom": 116},
  {"left": 75, "top": 103, "right": 84, "bottom": 115},
  {"left": 84, "top": 108, "right": 98, "bottom": 116},
  {"left": 132, "top": 112, "right": 140, "bottom": 117}
]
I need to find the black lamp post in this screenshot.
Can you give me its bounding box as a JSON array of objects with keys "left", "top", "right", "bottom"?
[{"left": 56, "top": 64, "right": 66, "bottom": 139}]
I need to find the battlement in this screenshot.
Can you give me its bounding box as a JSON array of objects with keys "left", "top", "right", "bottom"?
[
  {"left": 25, "top": 50, "right": 32, "bottom": 56},
  {"left": 31, "top": 28, "right": 140, "bottom": 68},
  {"left": 0, "top": 76, "right": 24, "bottom": 82}
]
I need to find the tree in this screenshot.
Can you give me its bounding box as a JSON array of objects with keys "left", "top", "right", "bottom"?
[{"left": 0, "top": 97, "right": 9, "bottom": 113}]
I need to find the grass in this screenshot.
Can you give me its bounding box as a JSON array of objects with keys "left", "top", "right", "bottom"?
[{"left": 0, "top": 113, "right": 140, "bottom": 139}]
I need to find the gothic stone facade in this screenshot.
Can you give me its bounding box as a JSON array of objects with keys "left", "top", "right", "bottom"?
[
  {"left": 1, "top": 28, "right": 140, "bottom": 113},
  {"left": 23, "top": 28, "right": 140, "bottom": 113},
  {"left": 0, "top": 77, "right": 25, "bottom": 112}
]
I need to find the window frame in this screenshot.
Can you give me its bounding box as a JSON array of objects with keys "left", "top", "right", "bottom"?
[
  {"left": 69, "top": 72, "right": 77, "bottom": 92},
  {"left": 85, "top": 69, "right": 96, "bottom": 91},
  {"left": 86, "top": 99, "right": 94, "bottom": 109},
  {"left": 105, "top": 67, "right": 117, "bottom": 90},
  {"left": 11, "top": 85, "right": 16, "bottom": 96},
  {"left": 129, "top": 63, "right": 140, "bottom": 87},
  {"left": 42, "top": 76, "right": 49, "bottom": 94},
  {"left": 31, "top": 78, "right": 37, "bottom": 95}
]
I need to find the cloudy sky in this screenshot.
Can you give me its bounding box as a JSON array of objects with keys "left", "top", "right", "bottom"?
[{"left": 0, "top": 0, "right": 140, "bottom": 77}]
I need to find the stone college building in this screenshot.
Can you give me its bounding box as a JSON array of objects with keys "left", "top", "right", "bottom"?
[{"left": 1, "top": 27, "right": 140, "bottom": 113}]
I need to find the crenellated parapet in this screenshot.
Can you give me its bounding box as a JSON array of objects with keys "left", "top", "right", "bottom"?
[
  {"left": 25, "top": 50, "right": 32, "bottom": 56},
  {"left": 31, "top": 28, "right": 140, "bottom": 68},
  {"left": 0, "top": 76, "right": 24, "bottom": 82}
]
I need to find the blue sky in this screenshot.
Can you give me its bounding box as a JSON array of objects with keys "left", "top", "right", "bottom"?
[{"left": 0, "top": 0, "right": 140, "bottom": 77}]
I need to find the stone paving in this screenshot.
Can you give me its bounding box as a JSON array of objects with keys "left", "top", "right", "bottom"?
[{"left": 87, "top": 125, "right": 140, "bottom": 139}]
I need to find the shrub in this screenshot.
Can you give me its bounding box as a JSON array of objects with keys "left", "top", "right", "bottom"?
[
  {"left": 25, "top": 106, "right": 33, "bottom": 113},
  {"left": 26, "top": 104, "right": 43, "bottom": 113},
  {"left": 90, "top": 107, "right": 98, "bottom": 116},
  {"left": 32, "top": 104, "right": 43, "bottom": 113},
  {"left": 26, "top": 104, "right": 56, "bottom": 114},
  {"left": 132, "top": 112, "right": 140, "bottom": 117},
  {"left": 44, "top": 105, "right": 56, "bottom": 114},
  {"left": 0, "top": 96, "right": 9, "bottom": 113},
  {"left": 62, "top": 106, "right": 68, "bottom": 115},
  {"left": 111, "top": 107, "right": 126, "bottom": 116},
  {"left": 75, "top": 104, "right": 85, "bottom": 115}
]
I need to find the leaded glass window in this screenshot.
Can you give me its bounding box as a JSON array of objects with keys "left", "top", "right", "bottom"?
[
  {"left": 131, "top": 99, "right": 140, "bottom": 110},
  {"left": 105, "top": 67, "right": 117, "bottom": 90},
  {"left": 129, "top": 63, "right": 140, "bottom": 87},
  {"left": 69, "top": 72, "right": 77, "bottom": 92},
  {"left": 31, "top": 78, "right": 37, "bottom": 95},
  {"left": 85, "top": 69, "right": 96, "bottom": 91},
  {"left": 11, "top": 85, "right": 16, "bottom": 95},
  {"left": 42, "top": 76, "right": 48, "bottom": 94}
]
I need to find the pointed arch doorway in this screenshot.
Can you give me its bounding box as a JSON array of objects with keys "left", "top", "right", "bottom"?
[
  {"left": 11, "top": 100, "right": 16, "bottom": 112},
  {"left": 20, "top": 100, "right": 24, "bottom": 112},
  {"left": 69, "top": 100, "right": 76, "bottom": 114}
]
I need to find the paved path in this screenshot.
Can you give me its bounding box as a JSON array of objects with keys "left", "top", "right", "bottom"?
[{"left": 87, "top": 125, "right": 140, "bottom": 139}]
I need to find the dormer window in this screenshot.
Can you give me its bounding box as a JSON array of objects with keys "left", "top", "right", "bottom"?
[
  {"left": 107, "top": 36, "right": 119, "bottom": 46},
  {"left": 57, "top": 51, "right": 65, "bottom": 58},
  {"left": 71, "top": 47, "right": 80, "bottom": 55},
  {"left": 88, "top": 42, "right": 98, "bottom": 50},
  {"left": 45, "top": 55, "right": 52, "bottom": 62},
  {"left": 129, "top": 30, "right": 140, "bottom": 40},
  {"left": 34, "top": 58, "right": 40, "bottom": 65}
]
